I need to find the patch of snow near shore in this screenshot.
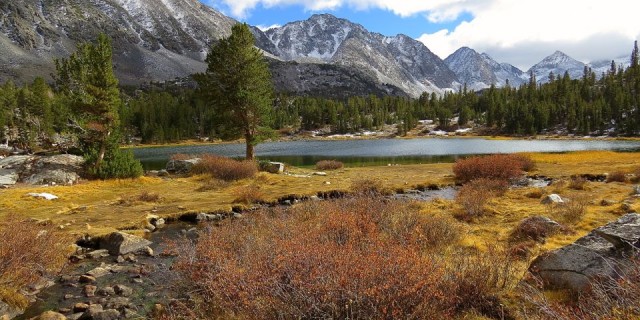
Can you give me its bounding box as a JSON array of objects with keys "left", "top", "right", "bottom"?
[
  {"left": 28, "top": 192, "right": 58, "bottom": 200},
  {"left": 455, "top": 128, "right": 472, "bottom": 133}
]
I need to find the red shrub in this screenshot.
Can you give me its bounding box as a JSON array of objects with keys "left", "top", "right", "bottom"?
[
  {"left": 315, "top": 160, "right": 344, "bottom": 171},
  {"left": 170, "top": 198, "right": 463, "bottom": 319},
  {"left": 190, "top": 154, "right": 257, "bottom": 181},
  {"left": 453, "top": 154, "right": 534, "bottom": 183}
]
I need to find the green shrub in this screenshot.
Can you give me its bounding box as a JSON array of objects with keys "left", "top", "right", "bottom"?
[{"left": 86, "top": 148, "right": 143, "bottom": 179}]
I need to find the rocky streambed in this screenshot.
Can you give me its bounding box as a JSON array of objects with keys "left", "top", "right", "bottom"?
[{"left": 16, "top": 224, "right": 197, "bottom": 320}]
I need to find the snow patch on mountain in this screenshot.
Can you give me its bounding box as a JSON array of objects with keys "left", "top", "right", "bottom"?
[{"left": 528, "top": 51, "right": 586, "bottom": 83}]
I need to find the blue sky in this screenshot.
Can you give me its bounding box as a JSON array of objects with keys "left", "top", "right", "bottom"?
[
  {"left": 228, "top": 4, "right": 473, "bottom": 40},
  {"left": 201, "top": 0, "right": 640, "bottom": 70}
]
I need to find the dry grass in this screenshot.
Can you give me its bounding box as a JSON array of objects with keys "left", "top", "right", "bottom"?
[
  {"left": 315, "top": 160, "right": 344, "bottom": 171},
  {"left": 232, "top": 184, "right": 265, "bottom": 205},
  {"left": 350, "top": 178, "right": 393, "bottom": 196},
  {"left": 137, "top": 191, "right": 160, "bottom": 202},
  {"left": 568, "top": 176, "right": 588, "bottom": 190},
  {"left": 606, "top": 170, "right": 628, "bottom": 183},
  {"left": 455, "top": 179, "right": 507, "bottom": 221},
  {"left": 190, "top": 154, "right": 258, "bottom": 181}
]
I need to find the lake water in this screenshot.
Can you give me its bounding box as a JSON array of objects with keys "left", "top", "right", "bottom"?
[{"left": 132, "top": 138, "right": 640, "bottom": 170}]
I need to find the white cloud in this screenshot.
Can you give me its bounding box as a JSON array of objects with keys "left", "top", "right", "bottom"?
[
  {"left": 417, "top": 0, "right": 640, "bottom": 69},
  {"left": 207, "top": 0, "right": 640, "bottom": 69}
]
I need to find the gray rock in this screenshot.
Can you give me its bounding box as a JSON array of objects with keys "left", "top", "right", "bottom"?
[
  {"left": 86, "top": 249, "right": 110, "bottom": 259},
  {"left": 100, "top": 232, "right": 153, "bottom": 256},
  {"left": 157, "top": 170, "right": 169, "bottom": 177},
  {"left": 541, "top": 194, "right": 564, "bottom": 204},
  {"left": 97, "top": 287, "right": 116, "bottom": 297},
  {"left": 22, "top": 155, "right": 84, "bottom": 185},
  {"left": 34, "top": 311, "right": 67, "bottom": 320},
  {"left": 114, "top": 285, "right": 133, "bottom": 297},
  {"left": 0, "top": 299, "right": 23, "bottom": 319},
  {"left": 196, "top": 212, "right": 222, "bottom": 222},
  {"left": 78, "top": 275, "right": 96, "bottom": 283},
  {"left": 166, "top": 158, "right": 200, "bottom": 174},
  {"left": 632, "top": 185, "right": 640, "bottom": 195},
  {"left": 105, "top": 296, "right": 132, "bottom": 309},
  {"left": 92, "top": 309, "right": 121, "bottom": 320},
  {"left": 529, "top": 213, "right": 640, "bottom": 292},
  {"left": 0, "top": 168, "right": 19, "bottom": 185},
  {"left": 261, "top": 162, "right": 285, "bottom": 174},
  {"left": 83, "top": 285, "right": 97, "bottom": 297}
]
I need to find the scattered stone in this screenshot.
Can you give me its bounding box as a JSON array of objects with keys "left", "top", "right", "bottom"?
[
  {"left": 57, "top": 308, "right": 71, "bottom": 314},
  {"left": 86, "top": 249, "right": 110, "bottom": 259},
  {"left": 34, "top": 311, "right": 67, "bottom": 320},
  {"left": 114, "top": 285, "right": 133, "bottom": 297},
  {"left": 85, "top": 266, "right": 111, "bottom": 278},
  {"left": 232, "top": 213, "right": 243, "bottom": 219},
  {"left": 122, "top": 308, "right": 140, "bottom": 319},
  {"left": 97, "top": 287, "right": 115, "bottom": 297},
  {"left": 143, "top": 246, "right": 154, "bottom": 257},
  {"left": 157, "top": 169, "right": 169, "bottom": 177},
  {"left": 105, "top": 296, "right": 132, "bottom": 309},
  {"left": 131, "top": 278, "right": 143, "bottom": 284},
  {"left": 100, "top": 232, "right": 153, "bottom": 256},
  {"left": 324, "top": 181, "right": 331, "bottom": 185},
  {"left": 90, "top": 309, "right": 120, "bottom": 320},
  {"left": 196, "top": 212, "right": 222, "bottom": 222},
  {"left": 124, "top": 254, "right": 137, "bottom": 263},
  {"left": 600, "top": 199, "right": 617, "bottom": 206},
  {"left": 540, "top": 194, "right": 564, "bottom": 205},
  {"left": 27, "top": 192, "right": 59, "bottom": 200},
  {"left": 78, "top": 275, "right": 96, "bottom": 283},
  {"left": 529, "top": 213, "right": 640, "bottom": 292},
  {"left": 261, "top": 162, "right": 285, "bottom": 174},
  {"left": 63, "top": 294, "right": 74, "bottom": 300},
  {"left": 72, "top": 303, "right": 89, "bottom": 313},
  {"left": 312, "top": 172, "right": 327, "bottom": 176},
  {"left": 83, "top": 285, "right": 97, "bottom": 297},
  {"left": 166, "top": 158, "right": 200, "bottom": 174},
  {"left": 67, "top": 313, "right": 83, "bottom": 320},
  {"left": 621, "top": 202, "right": 635, "bottom": 213},
  {"left": 116, "top": 256, "right": 125, "bottom": 264},
  {"left": 633, "top": 185, "right": 640, "bottom": 195},
  {"left": 0, "top": 300, "right": 23, "bottom": 320}
]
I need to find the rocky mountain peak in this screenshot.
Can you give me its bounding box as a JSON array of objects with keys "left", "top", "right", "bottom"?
[
  {"left": 445, "top": 46, "right": 525, "bottom": 90},
  {"left": 528, "top": 50, "right": 586, "bottom": 83}
]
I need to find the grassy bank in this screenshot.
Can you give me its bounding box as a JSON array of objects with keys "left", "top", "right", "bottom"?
[{"left": 0, "top": 150, "right": 637, "bottom": 246}]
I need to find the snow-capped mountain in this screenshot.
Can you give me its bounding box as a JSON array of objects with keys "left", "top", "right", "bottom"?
[
  {"left": 588, "top": 55, "right": 632, "bottom": 77},
  {"left": 527, "top": 51, "right": 586, "bottom": 83},
  {"left": 0, "top": 0, "right": 236, "bottom": 84},
  {"left": 259, "top": 14, "right": 459, "bottom": 97},
  {"left": 444, "top": 47, "right": 527, "bottom": 90}
]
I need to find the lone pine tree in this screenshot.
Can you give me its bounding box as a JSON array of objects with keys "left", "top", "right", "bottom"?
[{"left": 195, "top": 23, "right": 274, "bottom": 160}]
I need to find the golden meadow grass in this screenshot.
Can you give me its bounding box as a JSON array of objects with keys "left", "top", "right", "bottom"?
[{"left": 0, "top": 150, "right": 638, "bottom": 256}]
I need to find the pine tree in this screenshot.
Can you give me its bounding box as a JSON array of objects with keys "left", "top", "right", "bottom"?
[{"left": 194, "top": 23, "right": 274, "bottom": 160}]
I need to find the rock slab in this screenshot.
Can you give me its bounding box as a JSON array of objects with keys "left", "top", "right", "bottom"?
[
  {"left": 529, "top": 213, "right": 640, "bottom": 291},
  {"left": 100, "top": 232, "right": 152, "bottom": 256}
]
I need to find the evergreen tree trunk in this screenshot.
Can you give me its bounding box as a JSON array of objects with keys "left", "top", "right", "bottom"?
[{"left": 245, "top": 132, "right": 254, "bottom": 160}]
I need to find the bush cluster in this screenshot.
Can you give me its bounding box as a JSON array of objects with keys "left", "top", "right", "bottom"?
[
  {"left": 453, "top": 154, "right": 534, "bottom": 184},
  {"left": 315, "top": 160, "right": 344, "bottom": 171},
  {"left": 190, "top": 154, "right": 257, "bottom": 181},
  {"left": 606, "top": 170, "right": 627, "bottom": 183},
  {"left": 0, "top": 216, "right": 71, "bottom": 308},
  {"left": 167, "top": 198, "right": 520, "bottom": 319},
  {"left": 86, "top": 148, "right": 143, "bottom": 179},
  {"left": 455, "top": 178, "right": 508, "bottom": 220}
]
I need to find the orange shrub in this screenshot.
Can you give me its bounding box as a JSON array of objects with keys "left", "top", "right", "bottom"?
[
  {"left": 0, "top": 216, "right": 71, "bottom": 308},
  {"left": 455, "top": 179, "right": 507, "bottom": 220},
  {"left": 315, "top": 160, "right": 344, "bottom": 171},
  {"left": 232, "top": 185, "right": 264, "bottom": 205},
  {"left": 170, "top": 198, "right": 464, "bottom": 319},
  {"left": 453, "top": 154, "right": 534, "bottom": 183},
  {"left": 190, "top": 154, "right": 257, "bottom": 181},
  {"left": 606, "top": 171, "right": 627, "bottom": 183}
]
